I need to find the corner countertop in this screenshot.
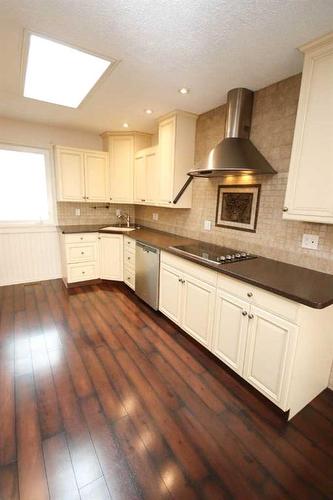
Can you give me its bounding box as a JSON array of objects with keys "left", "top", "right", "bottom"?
[{"left": 58, "top": 225, "right": 333, "bottom": 309}]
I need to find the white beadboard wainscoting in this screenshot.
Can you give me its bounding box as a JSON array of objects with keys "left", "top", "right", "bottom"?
[{"left": 0, "top": 226, "right": 61, "bottom": 286}]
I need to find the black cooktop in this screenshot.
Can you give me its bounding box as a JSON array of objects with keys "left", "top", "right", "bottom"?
[{"left": 169, "top": 242, "right": 256, "bottom": 264}]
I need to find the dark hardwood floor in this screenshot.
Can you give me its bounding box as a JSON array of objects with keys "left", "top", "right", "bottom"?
[{"left": 0, "top": 279, "right": 332, "bottom": 500}]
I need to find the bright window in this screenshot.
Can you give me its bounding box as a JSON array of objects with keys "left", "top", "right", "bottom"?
[
  {"left": 24, "top": 34, "right": 113, "bottom": 108},
  {"left": 0, "top": 145, "right": 54, "bottom": 224}
]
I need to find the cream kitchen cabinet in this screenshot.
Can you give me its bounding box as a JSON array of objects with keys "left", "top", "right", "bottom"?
[
  {"left": 102, "top": 132, "right": 152, "bottom": 203},
  {"left": 55, "top": 146, "right": 108, "bottom": 202},
  {"left": 59, "top": 232, "right": 99, "bottom": 285},
  {"left": 159, "top": 250, "right": 333, "bottom": 419},
  {"left": 159, "top": 252, "right": 217, "bottom": 349},
  {"left": 159, "top": 263, "right": 183, "bottom": 324},
  {"left": 283, "top": 33, "right": 333, "bottom": 223},
  {"left": 123, "top": 236, "right": 135, "bottom": 290},
  {"left": 99, "top": 234, "right": 123, "bottom": 281},
  {"left": 243, "top": 306, "right": 298, "bottom": 409},
  {"left": 134, "top": 146, "right": 159, "bottom": 204},
  {"left": 212, "top": 289, "right": 249, "bottom": 375},
  {"left": 157, "top": 111, "right": 197, "bottom": 208}
]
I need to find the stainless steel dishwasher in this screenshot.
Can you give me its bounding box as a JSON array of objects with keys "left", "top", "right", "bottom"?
[{"left": 135, "top": 241, "right": 160, "bottom": 310}]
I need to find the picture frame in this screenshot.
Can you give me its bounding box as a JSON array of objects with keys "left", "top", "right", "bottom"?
[{"left": 215, "top": 184, "right": 261, "bottom": 232}]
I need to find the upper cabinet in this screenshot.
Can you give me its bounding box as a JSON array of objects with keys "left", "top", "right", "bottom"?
[
  {"left": 55, "top": 146, "right": 108, "bottom": 202},
  {"left": 102, "top": 132, "right": 152, "bottom": 203},
  {"left": 284, "top": 33, "right": 333, "bottom": 223},
  {"left": 134, "top": 146, "right": 159, "bottom": 204},
  {"left": 157, "top": 111, "right": 197, "bottom": 208}
]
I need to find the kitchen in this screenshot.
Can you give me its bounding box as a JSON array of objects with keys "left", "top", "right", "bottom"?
[{"left": 0, "top": 1, "right": 333, "bottom": 499}]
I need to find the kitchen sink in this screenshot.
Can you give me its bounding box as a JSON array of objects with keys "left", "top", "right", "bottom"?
[{"left": 101, "top": 225, "right": 137, "bottom": 232}]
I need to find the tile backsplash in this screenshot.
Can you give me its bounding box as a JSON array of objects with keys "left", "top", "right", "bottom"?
[
  {"left": 135, "top": 74, "right": 333, "bottom": 275},
  {"left": 57, "top": 202, "right": 135, "bottom": 227}
]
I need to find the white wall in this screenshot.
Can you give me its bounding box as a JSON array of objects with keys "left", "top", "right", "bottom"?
[{"left": 0, "top": 116, "right": 102, "bottom": 286}]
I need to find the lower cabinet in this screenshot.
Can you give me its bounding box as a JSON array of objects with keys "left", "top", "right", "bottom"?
[
  {"left": 159, "top": 262, "right": 216, "bottom": 349},
  {"left": 181, "top": 273, "right": 216, "bottom": 348},
  {"left": 211, "top": 290, "right": 298, "bottom": 410},
  {"left": 99, "top": 234, "right": 123, "bottom": 281},
  {"left": 159, "top": 252, "right": 302, "bottom": 413},
  {"left": 159, "top": 263, "right": 183, "bottom": 324},
  {"left": 212, "top": 290, "right": 249, "bottom": 375},
  {"left": 243, "top": 305, "right": 298, "bottom": 409}
]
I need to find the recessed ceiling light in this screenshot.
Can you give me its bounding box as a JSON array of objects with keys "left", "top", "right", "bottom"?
[
  {"left": 123, "top": 122, "right": 129, "bottom": 128},
  {"left": 23, "top": 33, "right": 115, "bottom": 108},
  {"left": 179, "top": 87, "right": 190, "bottom": 95},
  {"left": 145, "top": 109, "right": 153, "bottom": 115}
]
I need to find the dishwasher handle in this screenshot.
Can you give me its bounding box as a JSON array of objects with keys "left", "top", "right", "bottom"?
[{"left": 136, "top": 241, "right": 159, "bottom": 254}]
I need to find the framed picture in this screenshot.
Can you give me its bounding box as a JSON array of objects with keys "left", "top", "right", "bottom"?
[{"left": 215, "top": 184, "right": 261, "bottom": 232}]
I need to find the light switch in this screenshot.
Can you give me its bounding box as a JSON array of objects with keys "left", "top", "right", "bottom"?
[
  {"left": 302, "top": 234, "right": 319, "bottom": 250},
  {"left": 204, "top": 220, "right": 212, "bottom": 231},
  {"left": 75, "top": 208, "right": 80, "bottom": 216},
  {"left": 152, "top": 213, "right": 159, "bottom": 221}
]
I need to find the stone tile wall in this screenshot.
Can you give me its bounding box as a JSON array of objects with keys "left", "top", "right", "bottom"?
[
  {"left": 135, "top": 74, "right": 333, "bottom": 274},
  {"left": 57, "top": 202, "right": 135, "bottom": 227}
]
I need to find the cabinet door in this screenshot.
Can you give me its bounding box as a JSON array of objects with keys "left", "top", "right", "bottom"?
[
  {"left": 159, "top": 263, "right": 182, "bottom": 325},
  {"left": 109, "top": 136, "right": 134, "bottom": 203},
  {"left": 145, "top": 148, "right": 160, "bottom": 203},
  {"left": 243, "top": 306, "right": 298, "bottom": 410},
  {"left": 55, "top": 147, "right": 85, "bottom": 202},
  {"left": 85, "top": 152, "right": 109, "bottom": 202},
  {"left": 134, "top": 153, "right": 146, "bottom": 203},
  {"left": 158, "top": 116, "right": 175, "bottom": 204},
  {"left": 99, "top": 234, "right": 123, "bottom": 281},
  {"left": 212, "top": 290, "right": 249, "bottom": 375},
  {"left": 181, "top": 273, "right": 216, "bottom": 349},
  {"left": 284, "top": 39, "right": 333, "bottom": 223}
]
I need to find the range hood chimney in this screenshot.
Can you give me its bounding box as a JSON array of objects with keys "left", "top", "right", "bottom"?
[{"left": 188, "top": 88, "right": 276, "bottom": 177}]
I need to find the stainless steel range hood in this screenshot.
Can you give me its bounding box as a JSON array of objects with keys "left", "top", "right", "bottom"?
[{"left": 188, "top": 88, "right": 276, "bottom": 177}]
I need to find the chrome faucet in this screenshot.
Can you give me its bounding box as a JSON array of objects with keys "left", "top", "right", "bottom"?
[{"left": 117, "top": 211, "right": 130, "bottom": 227}]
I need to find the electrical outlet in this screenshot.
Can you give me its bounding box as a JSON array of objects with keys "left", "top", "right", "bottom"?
[
  {"left": 302, "top": 234, "right": 319, "bottom": 250},
  {"left": 116, "top": 209, "right": 121, "bottom": 216},
  {"left": 204, "top": 220, "right": 212, "bottom": 231},
  {"left": 75, "top": 208, "right": 80, "bottom": 216},
  {"left": 152, "top": 212, "right": 159, "bottom": 221}
]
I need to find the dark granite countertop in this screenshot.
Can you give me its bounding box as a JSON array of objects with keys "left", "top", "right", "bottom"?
[{"left": 58, "top": 225, "right": 333, "bottom": 309}]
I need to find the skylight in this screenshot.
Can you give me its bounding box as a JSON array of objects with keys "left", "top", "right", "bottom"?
[{"left": 24, "top": 34, "right": 113, "bottom": 108}]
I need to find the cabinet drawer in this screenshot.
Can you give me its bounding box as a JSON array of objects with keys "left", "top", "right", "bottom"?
[
  {"left": 161, "top": 251, "right": 217, "bottom": 287},
  {"left": 67, "top": 262, "right": 98, "bottom": 283},
  {"left": 124, "top": 236, "right": 135, "bottom": 251},
  {"left": 124, "top": 251, "right": 135, "bottom": 267},
  {"left": 65, "top": 243, "right": 97, "bottom": 264},
  {"left": 124, "top": 267, "right": 135, "bottom": 289},
  {"left": 64, "top": 233, "right": 98, "bottom": 244},
  {"left": 217, "top": 274, "right": 299, "bottom": 323}
]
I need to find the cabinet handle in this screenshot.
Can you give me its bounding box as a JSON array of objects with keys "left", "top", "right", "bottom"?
[
  {"left": 80, "top": 237, "right": 83, "bottom": 240},
  {"left": 86, "top": 196, "right": 89, "bottom": 200},
  {"left": 248, "top": 313, "right": 254, "bottom": 319},
  {"left": 168, "top": 201, "right": 172, "bottom": 204},
  {"left": 247, "top": 292, "right": 253, "bottom": 298},
  {"left": 242, "top": 310, "right": 248, "bottom": 316},
  {"left": 282, "top": 206, "right": 288, "bottom": 212},
  {"left": 81, "top": 251, "right": 84, "bottom": 255},
  {"left": 82, "top": 196, "right": 85, "bottom": 200},
  {"left": 82, "top": 271, "right": 85, "bottom": 274},
  {"left": 127, "top": 256, "right": 131, "bottom": 260},
  {"left": 127, "top": 241, "right": 131, "bottom": 245},
  {"left": 141, "top": 199, "right": 146, "bottom": 202},
  {"left": 110, "top": 197, "right": 112, "bottom": 200}
]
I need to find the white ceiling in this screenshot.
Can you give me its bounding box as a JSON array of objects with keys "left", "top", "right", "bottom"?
[{"left": 0, "top": 0, "right": 333, "bottom": 134}]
